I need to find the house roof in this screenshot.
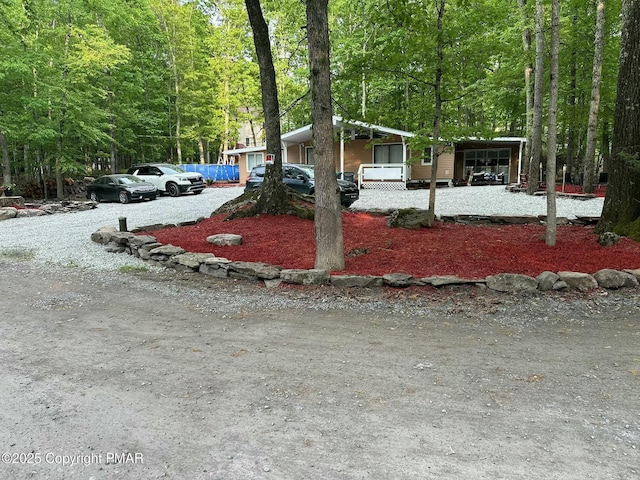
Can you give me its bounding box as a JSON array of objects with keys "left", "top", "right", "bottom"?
[
  {"left": 281, "top": 116, "right": 414, "bottom": 145},
  {"left": 223, "top": 116, "right": 414, "bottom": 155},
  {"left": 224, "top": 145, "right": 266, "bottom": 156},
  {"left": 455, "top": 136, "right": 526, "bottom": 144},
  {"left": 223, "top": 117, "right": 525, "bottom": 156}
]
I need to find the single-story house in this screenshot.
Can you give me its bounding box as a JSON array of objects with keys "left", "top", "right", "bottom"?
[{"left": 224, "top": 116, "right": 525, "bottom": 188}]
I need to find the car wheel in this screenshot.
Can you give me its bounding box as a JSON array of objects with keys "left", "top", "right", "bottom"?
[
  {"left": 119, "top": 191, "right": 130, "bottom": 204},
  {"left": 167, "top": 182, "right": 180, "bottom": 197},
  {"left": 342, "top": 202, "right": 353, "bottom": 208},
  {"left": 90, "top": 192, "right": 99, "bottom": 202}
]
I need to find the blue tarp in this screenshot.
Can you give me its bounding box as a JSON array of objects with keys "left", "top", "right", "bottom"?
[{"left": 180, "top": 164, "right": 239, "bottom": 182}]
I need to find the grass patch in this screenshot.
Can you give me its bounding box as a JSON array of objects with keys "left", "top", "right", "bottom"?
[
  {"left": 119, "top": 264, "right": 149, "bottom": 273},
  {"left": 0, "top": 248, "right": 36, "bottom": 261}
]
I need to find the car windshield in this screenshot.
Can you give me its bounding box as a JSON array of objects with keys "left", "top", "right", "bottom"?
[
  {"left": 294, "top": 165, "right": 315, "bottom": 179},
  {"left": 118, "top": 176, "right": 145, "bottom": 185},
  {"left": 158, "top": 165, "right": 185, "bottom": 174}
]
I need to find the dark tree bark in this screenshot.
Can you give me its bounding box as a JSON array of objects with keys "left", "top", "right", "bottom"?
[
  {"left": 244, "top": 0, "right": 288, "bottom": 214},
  {"left": 306, "top": 0, "right": 345, "bottom": 270},
  {"left": 582, "top": 0, "right": 606, "bottom": 194},
  {"left": 427, "top": 0, "right": 445, "bottom": 225},
  {"left": 527, "top": 0, "right": 544, "bottom": 195},
  {"left": 545, "top": 0, "right": 560, "bottom": 246},
  {"left": 518, "top": 0, "right": 534, "bottom": 176},
  {"left": 596, "top": 0, "right": 640, "bottom": 239},
  {"left": 1, "top": 132, "right": 11, "bottom": 189}
]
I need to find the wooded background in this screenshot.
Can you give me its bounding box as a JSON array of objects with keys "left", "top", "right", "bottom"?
[{"left": 0, "top": 0, "right": 622, "bottom": 197}]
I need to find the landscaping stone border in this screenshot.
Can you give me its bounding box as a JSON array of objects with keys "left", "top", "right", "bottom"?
[
  {"left": 0, "top": 200, "right": 97, "bottom": 220},
  {"left": 91, "top": 216, "right": 640, "bottom": 293}
]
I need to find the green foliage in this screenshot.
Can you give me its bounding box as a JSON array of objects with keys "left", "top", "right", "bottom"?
[
  {"left": 614, "top": 217, "right": 640, "bottom": 242},
  {"left": 0, "top": 0, "right": 625, "bottom": 197},
  {"left": 0, "top": 0, "right": 262, "bottom": 186},
  {"left": 118, "top": 264, "right": 149, "bottom": 273}
]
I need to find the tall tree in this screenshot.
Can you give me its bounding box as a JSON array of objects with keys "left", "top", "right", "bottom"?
[
  {"left": 527, "top": 0, "right": 545, "bottom": 195},
  {"left": 582, "top": 0, "right": 607, "bottom": 194},
  {"left": 306, "top": 0, "right": 345, "bottom": 270},
  {"left": 519, "top": 0, "right": 534, "bottom": 177},
  {"left": 596, "top": 0, "right": 640, "bottom": 239},
  {"left": 244, "top": 0, "right": 288, "bottom": 213},
  {"left": 546, "top": 0, "right": 560, "bottom": 246},
  {"left": 427, "top": 0, "right": 445, "bottom": 225}
]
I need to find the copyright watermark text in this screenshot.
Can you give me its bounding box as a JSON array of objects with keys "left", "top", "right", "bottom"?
[{"left": 2, "top": 451, "right": 144, "bottom": 467}]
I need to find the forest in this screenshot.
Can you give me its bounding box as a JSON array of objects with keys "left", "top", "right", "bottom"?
[{"left": 0, "top": 0, "right": 623, "bottom": 199}]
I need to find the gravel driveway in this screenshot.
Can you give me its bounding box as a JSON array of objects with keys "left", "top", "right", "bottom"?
[
  {"left": 2, "top": 186, "right": 638, "bottom": 480},
  {"left": 0, "top": 185, "right": 604, "bottom": 271}
]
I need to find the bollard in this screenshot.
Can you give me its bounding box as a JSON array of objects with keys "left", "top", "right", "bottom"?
[{"left": 119, "top": 217, "right": 128, "bottom": 232}]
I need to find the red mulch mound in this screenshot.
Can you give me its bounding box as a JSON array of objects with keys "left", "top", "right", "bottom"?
[{"left": 142, "top": 212, "right": 640, "bottom": 278}]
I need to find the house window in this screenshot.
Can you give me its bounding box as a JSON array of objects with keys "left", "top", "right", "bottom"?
[
  {"left": 373, "top": 143, "right": 404, "bottom": 164},
  {"left": 464, "top": 148, "right": 511, "bottom": 179},
  {"left": 247, "top": 152, "right": 263, "bottom": 171},
  {"left": 421, "top": 147, "right": 433, "bottom": 166},
  {"left": 306, "top": 147, "right": 314, "bottom": 165},
  {"left": 245, "top": 137, "right": 251, "bottom": 147}
]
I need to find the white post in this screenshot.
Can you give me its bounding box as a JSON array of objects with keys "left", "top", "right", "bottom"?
[
  {"left": 562, "top": 164, "right": 566, "bottom": 193},
  {"left": 340, "top": 128, "right": 345, "bottom": 179},
  {"left": 539, "top": 162, "right": 543, "bottom": 184}
]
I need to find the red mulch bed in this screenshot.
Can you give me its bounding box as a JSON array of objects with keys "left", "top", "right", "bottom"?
[
  {"left": 555, "top": 184, "right": 607, "bottom": 197},
  {"left": 142, "top": 211, "right": 640, "bottom": 279}
]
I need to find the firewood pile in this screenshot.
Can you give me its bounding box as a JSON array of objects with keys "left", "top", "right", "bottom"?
[{"left": 22, "top": 178, "right": 87, "bottom": 199}]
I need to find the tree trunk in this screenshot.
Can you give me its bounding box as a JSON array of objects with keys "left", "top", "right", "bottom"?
[
  {"left": 583, "top": 0, "right": 606, "bottom": 194},
  {"left": 546, "top": 0, "right": 560, "bottom": 246},
  {"left": 518, "top": 0, "right": 534, "bottom": 176},
  {"left": 566, "top": 35, "right": 577, "bottom": 180},
  {"left": 307, "top": 0, "right": 344, "bottom": 270},
  {"left": 198, "top": 138, "right": 206, "bottom": 164},
  {"left": 1, "top": 132, "right": 11, "bottom": 188},
  {"left": 427, "top": 0, "right": 445, "bottom": 224},
  {"left": 596, "top": 0, "right": 640, "bottom": 239},
  {"left": 527, "top": 0, "right": 545, "bottom": 195},
  {"left": 244, "top": 0, "right": 288, "bottom": 214}
]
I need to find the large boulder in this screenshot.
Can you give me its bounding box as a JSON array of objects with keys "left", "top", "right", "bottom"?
[
  {"left": 173, "top": 253, "right": 218, "bottom": 272},
  {"left": 557, "top": 271, "right": 598, "bottom": 291},
  {"left": 0, "top": 207, "right": 18, "bottom": 221},
  {"left": 16, "top": 209, "right": 47, "bottom": 218},
  {"left": 486, "top": 273, "right": 538, "bottom": 292},
  {"left": 228, "top": 261, "right": 282, "bottom": 280},
  {"left": 386, "top": 208, "right": 433, "bottom": 229},
  {"left": 331, "top": 275, "right": 384, "bottom": 288},
  {"left": 280, "top": 269, "right": 330, "bottom": 285},
  {"left": 382, "top": 273, "right": 423, "bottom": 288},
  {"left": 91, "top": 226, "right": 118, "bottom": 244},
  {"left": 199, "top": 257, "right": 231, "bottom": 278},
  {"left": 536, "top": 271, "right": 560, "bottom": 291},
  {"left": 421, "top": 275, "right": 485, "bottom": 287},
  {"left": 207, "top": 234, "right": 243, "bottom": 246},
  {"left": 593, "top": 269, "right": 639, "bottom": 289}
]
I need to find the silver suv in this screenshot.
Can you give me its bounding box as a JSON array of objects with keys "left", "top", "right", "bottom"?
[{"left": 127, "top": 164, "right": 205, "bottom": 197}]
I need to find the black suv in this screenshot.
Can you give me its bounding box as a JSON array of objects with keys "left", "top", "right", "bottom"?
[
  {"left": 245, "top": 163, "right": 359, "bottom": 207},
  {"left": 127, "top": 163, "right": 205, "bottom": 197}
]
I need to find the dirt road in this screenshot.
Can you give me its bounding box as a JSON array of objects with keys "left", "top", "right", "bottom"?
[{"left": 1, "top": 260, "right": 638, "bottom": 479}]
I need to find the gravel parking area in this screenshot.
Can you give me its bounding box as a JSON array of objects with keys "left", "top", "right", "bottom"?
[{"left": 0, "top": 185, "right": 604, "bottom": 271}]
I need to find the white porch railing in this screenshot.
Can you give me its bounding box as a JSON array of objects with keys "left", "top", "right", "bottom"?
[{"left": 357, "top": 163, "right": 407, "bottom": 190}]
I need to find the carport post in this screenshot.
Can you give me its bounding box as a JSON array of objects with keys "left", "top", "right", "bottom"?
[{"left": 119, "top": 217, "right": 128, "bottom": 232}]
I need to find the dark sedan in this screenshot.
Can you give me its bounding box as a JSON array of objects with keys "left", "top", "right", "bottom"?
[
  {"left": 87, "top": 174, "right": 158, "bottom": 204},
  {"left": 245, "top": 163, "right": 359, "bottom": 207}
]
